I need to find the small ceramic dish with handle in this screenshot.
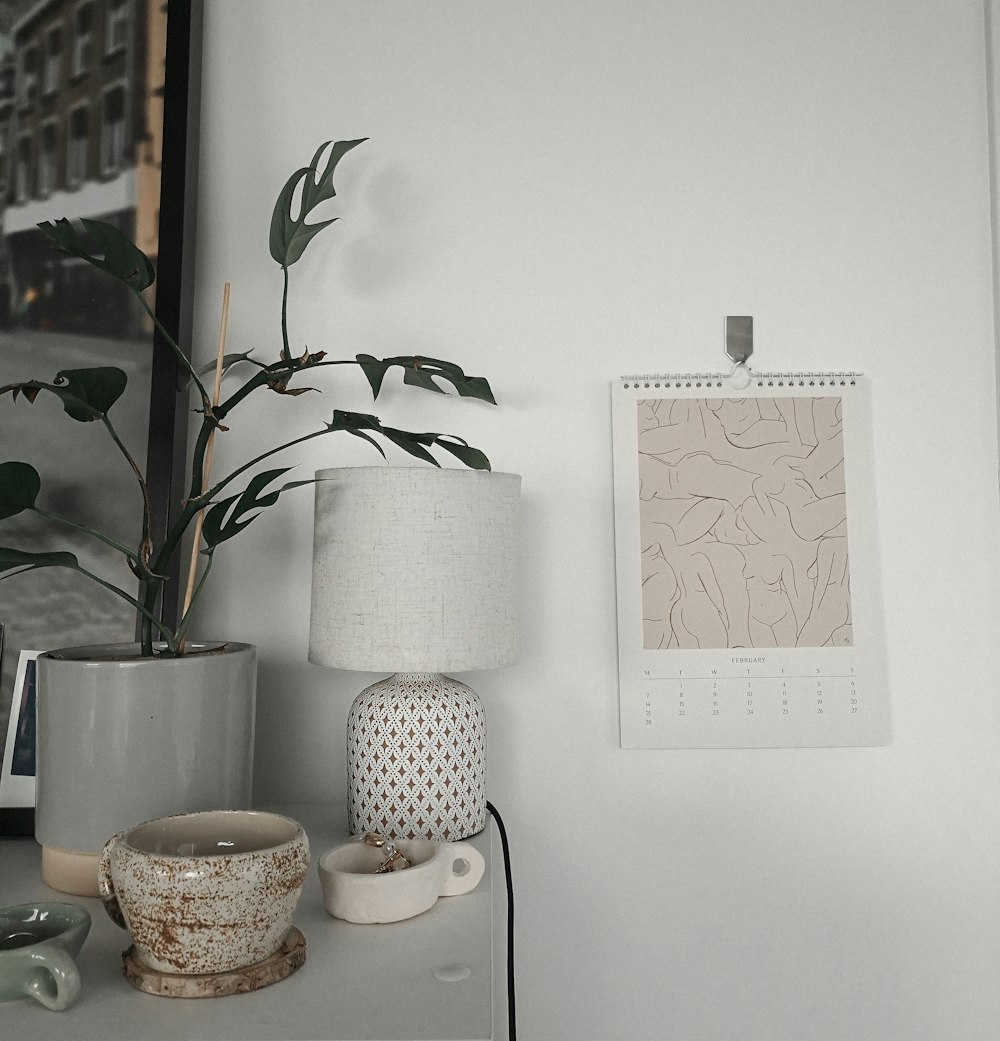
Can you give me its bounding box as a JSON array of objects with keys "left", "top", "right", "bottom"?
[
  {"left": 0, "top": 902, "right": 90, "bottom": 1011},
  {"left": 318, "top": 836, "right": 485, "bottom": 924}
]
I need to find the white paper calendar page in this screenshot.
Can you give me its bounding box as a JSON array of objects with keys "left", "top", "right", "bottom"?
[{"left": 612, "top": 372, "right": 890, "bottom": 748}]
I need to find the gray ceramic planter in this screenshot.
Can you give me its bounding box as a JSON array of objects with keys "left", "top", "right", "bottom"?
[{"left": 34, "top": 642, "right": 256, "bottom": 895}]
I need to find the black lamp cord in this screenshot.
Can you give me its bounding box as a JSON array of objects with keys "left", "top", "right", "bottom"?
[{"left": 486, "top": 801, "right": 516, "bottom": 1041}]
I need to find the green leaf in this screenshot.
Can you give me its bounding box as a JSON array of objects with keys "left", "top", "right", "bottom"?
[
  {"left": 346, "top": 429, "right": 387, "bottom": 457},
  {"left": 36, "top": 218, "right": 155, "bottom": 291},
  {"left": 0, "top": 462, "right": 40, "bottom": 518},
  {"left": 299, "top": 138, "right": 368, "bottom": 213},
  {"left": 0, "top": 367, "right": 127, "bottom": 422},
  {"left": 53, "top": 367, "right": 128, "bottom": 420},
  {"left": 196, "top": 351, "right": 263, "bottom": 379},
  {"left": 0, "top": 546, "right": 80, "bottom": 575},
  {"left": 414, "top": 358, "right": 496, "bottom": 404},
  {"left": 181, "top": 351, "right": 266, "bottom": 391},
  {"left": 269, "top": 171, "right": 336, "bottom": 269},
  {"left": 380, "top": 426, "right": 440, "bottom": 466},
  {"left": 356, "top": 354, "right": 390, "bottom": 399},
  {"left": 402, "top": 367, "right": 447, "bottom": 395},
  {"left": 269, "top": 138, "right": 367, "bottom": 269},
  {"left": 326, "top": 410, "right": 380, "bottom": 435},
  {"left": 201, "top": 468, "right": 316, "bottom": 549},
  {"left": 452, "top": 375, "right": 497, "bottom": 405},
  {"left": 326, "top": 411, "right": 491, "bottom": 469},
  {"left": 325, "top": 410, "right": 387, "bottom": 456},
  {"left": 435, "top": 439, "right": 492, "bottom": 471},
  {"left": 370, "top": 355, "right": 497, "bottom": 405}
]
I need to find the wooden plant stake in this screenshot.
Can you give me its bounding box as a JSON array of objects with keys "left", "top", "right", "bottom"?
[{"left": 178, "top": 283, "right": 231, "bottom": 654}]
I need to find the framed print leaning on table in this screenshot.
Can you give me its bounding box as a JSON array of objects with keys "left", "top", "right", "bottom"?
[
  {"left": 0, "top": 646, "right": 39, "bottom": 835},
  {"left": 0, "top": 0, "right": 199, "bottom": 828}
]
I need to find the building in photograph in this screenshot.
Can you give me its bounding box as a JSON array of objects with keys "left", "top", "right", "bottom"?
[{"left": 0, "top": 0, "right": 164, "bottom": 336}]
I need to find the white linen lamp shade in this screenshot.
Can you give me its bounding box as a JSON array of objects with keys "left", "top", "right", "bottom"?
[{"left": 309, "top": 467, "right": 520, "bottom": 840}]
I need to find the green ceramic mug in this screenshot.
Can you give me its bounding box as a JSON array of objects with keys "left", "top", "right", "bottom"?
[{"left": 0, "top": 903, "right": 90, "bottom": 1011}]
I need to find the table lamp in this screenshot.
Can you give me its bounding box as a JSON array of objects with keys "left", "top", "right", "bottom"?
[{"left": 308, "top": 466, "right": 520, "bottom": 841}]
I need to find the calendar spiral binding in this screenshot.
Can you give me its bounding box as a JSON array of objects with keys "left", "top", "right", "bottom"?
[{"left": 618, "top": 370, "right": 861, "bottom": 390}]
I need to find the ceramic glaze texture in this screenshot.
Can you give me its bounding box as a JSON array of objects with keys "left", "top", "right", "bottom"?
[
  {"left": 347, "top": 673, "right": 487, "bottom": 840},
  {"left": 99, "top": 811, "right": 308, "bottom": 976},
  {"left": 36, "top": 642, "right": 257, "bottom": 860}
]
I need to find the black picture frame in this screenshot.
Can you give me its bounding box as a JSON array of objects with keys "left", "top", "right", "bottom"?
[
  {"left": 0, "top": 0, "right": 200, "bottom": 836},
  {"left": 146, "top": 0, "right": 199, "bottom": 628}
]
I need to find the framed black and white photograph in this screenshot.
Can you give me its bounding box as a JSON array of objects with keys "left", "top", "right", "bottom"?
[
  {"left": 0, "top": 0, "right": 198, "bottom": 767},
  {"left": 0, "top": 647, "right": 39, "bottom": 835}
]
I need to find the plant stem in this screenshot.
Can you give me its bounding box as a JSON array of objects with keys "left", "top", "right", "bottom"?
[
  {"left": 143, "top": 495, "right": 204, "bottom": 651},
  {"left": 185, "top": 414, "right": 217, "bottom": 502},
  {"left": 173, "top": 551, "right": 215, "bottom": 649},
  {"left": 30, "top": 506, "right": 141, "bottom": 565},
  {"left": 68, "top": 565, "right": 177, "bottom": 649},
  {"left": 200, "top": 426, "right": 337, "bottom": 502},
  {"left": 213, "top": 357, "right": 358, "bottom": 421},
  {"left": 136, "top": 290, "right": 212, "bottom": 407},
  {"left": 100, "top": 413, "right": 154, "bottom": 571},
  {"left": 280, "top": 265, "right": 291, "bottom": 362}
]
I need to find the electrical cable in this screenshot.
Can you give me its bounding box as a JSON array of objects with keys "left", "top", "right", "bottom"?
[{"left": 486, "top": 801, "right": 516, "bottom": 1041}]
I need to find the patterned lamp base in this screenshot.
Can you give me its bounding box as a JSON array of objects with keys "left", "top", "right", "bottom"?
[{"left": 346, "top": 673, "right": 486, "bottom": 841}]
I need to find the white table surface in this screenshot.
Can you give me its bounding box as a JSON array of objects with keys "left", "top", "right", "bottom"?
[{"left": 0, "top": 803, "right": 494, "bottom": 1041}]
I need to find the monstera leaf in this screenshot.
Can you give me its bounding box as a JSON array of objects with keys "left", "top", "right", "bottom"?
[
  {"left": 356, "top": 355, "right": 496, "bottom": 405},
  {"left": 269, "top": 138, "right": 367, "bottom": 269},
  {"left": 0, "top": 367, "right": 127, "bottom": 422},
  {"left": 0, "top": 547, "right": 80, "bottom": 575},
  {"left": 201, "top": 468, "right": 316, "bottom": 549},
  {"left": 328, "top": 411, "right": 491, "bottom": 470},
  {"left": 37, "top": 218, "right": 155, "bottom": 292},
  {"left": 51, "top": 367, "right": 128, "bottom": 420},
  {"left": 432, "top": 437, "right": 491, "bottom": 471},
  {"left": 0, "top": 462, "right": 40, "bottom": 519}
]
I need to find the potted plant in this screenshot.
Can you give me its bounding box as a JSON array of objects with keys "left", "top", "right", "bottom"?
[{"left": 0, "top": 138, "right": 496, "bottom": 894}]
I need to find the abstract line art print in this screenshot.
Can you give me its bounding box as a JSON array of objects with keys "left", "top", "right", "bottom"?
[
  {"left": 612, "top": 374, "right": 890, "bottom": 749},
  {"left": 638, "top": 395, "right": 851, "bottom": 652}
]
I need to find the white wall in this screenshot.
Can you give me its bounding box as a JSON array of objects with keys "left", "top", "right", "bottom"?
[{"left": 191, "top": 2, "right": 1000, "bottom": 1038}]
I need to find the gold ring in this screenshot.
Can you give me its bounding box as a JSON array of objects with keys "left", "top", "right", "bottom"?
[
  {"left": 362, "top": 831, "right": 411, "bottom": 871},
  {"left": 376, "top": 844, "right": 410, "bottom": 873}
]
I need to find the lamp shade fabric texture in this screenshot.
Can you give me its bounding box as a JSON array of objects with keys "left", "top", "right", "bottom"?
[{"left": 308, "top": 467, "right": 520, "bottom": 672}]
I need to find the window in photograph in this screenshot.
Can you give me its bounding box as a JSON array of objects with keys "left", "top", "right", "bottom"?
[
  {"left": 15, "top": 133, "right": 31, "bottom": 202},
  {"left": 19, "top": 44, "right": 38, "bottom": 109},
  {"left": 73, "top": 2, "right": 94, "bottom": 76},
  {"left": 39, "top": 120, "right": 58, "bottom": 198},
  {"left": 44, "top": 23, "right": 63, "bottom": 95},
  {"left": 100, "top": 82, "right": 126, "bottom": 175},
  {"left": 106, "top": 0, "right": 129, "bottom": 55},
  {"left": 67, "top": 103, "right": 88, "bottom": 187}
]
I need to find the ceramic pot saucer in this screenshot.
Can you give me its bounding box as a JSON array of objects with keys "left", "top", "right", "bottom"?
[{"left": 121, "top": 926, "right": 305, "bottom": 998}]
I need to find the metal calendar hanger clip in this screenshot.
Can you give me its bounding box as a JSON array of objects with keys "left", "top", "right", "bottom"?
[{"left": 724, "top": 315, "right": 753, "bottom": 390}]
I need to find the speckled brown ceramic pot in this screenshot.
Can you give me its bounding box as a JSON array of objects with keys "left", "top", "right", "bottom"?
[{"left": 98, "top": 810, "right": 309, "bottom": 976}]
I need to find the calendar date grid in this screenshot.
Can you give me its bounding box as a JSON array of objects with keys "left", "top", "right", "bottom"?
[{"left": 639, "top": 667, "right": 861, "bottom": 727}]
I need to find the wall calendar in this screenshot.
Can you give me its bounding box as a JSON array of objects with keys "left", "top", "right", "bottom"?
[{"left": 611, "top": 370, "right": 890, "bottom": 748}]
